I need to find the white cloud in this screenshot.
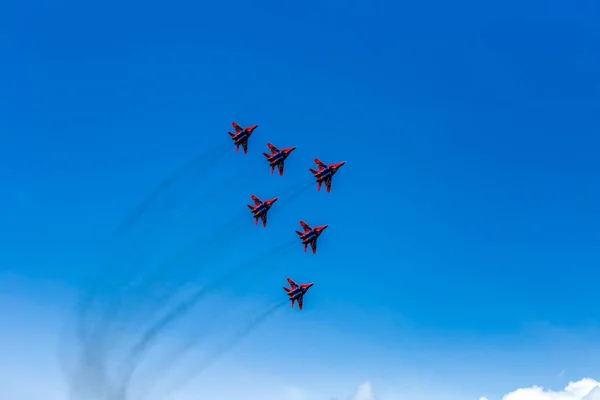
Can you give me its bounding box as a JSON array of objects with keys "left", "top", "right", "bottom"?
[
  {"left": 489, "top": 378, "right": 600, "bottom": 400},
  {"left": 279, "top": 385, "right": 305, "bottom": 400},
  {"left": 351, "top": 382, "right": 377, "bottom": 400}
]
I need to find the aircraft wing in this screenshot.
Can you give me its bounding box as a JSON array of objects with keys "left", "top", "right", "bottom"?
[
  {"left": 310, "top": 240, "right": 317, "bottom": 254},
  {"left": 314, "top": 158, "right": 327, "bottom": 169},
  {"left": 298, "top": 296, "right": 304, "bottom": 310},
  {"left": 251, "top": 195, "right": 262, "bottom": 205},
  {"left": 277, "top": 163, "right": 284, "bottom": 176},
  {"left": 324, "top": 178, "right": 332, "bottom": 193},
  {"left": 287, "top": 278, "right": 298, "bottom": 288},
  {"left": 267, "top": 143, "right": 278, "bottom": 152},
  {"left": 299, "top": 221, "right": 311, "bottom": 231},
  {"left": 232, "top": 122, "right": 243, "bottom": 132},
  {"left": 242, "top": 140, "right": 248, "bottom": 154}
]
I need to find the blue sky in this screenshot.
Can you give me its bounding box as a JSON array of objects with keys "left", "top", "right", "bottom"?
[{"left": 1, "top": 0, "right": 599, "bottom": 399}]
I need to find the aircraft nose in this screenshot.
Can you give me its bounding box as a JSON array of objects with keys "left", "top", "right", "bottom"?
[
  {"left": 290, "top": 146, "right": 297, "bottom": 151},
  {"left": 273, "top": 197, "right": 279, "bottom": 202}
]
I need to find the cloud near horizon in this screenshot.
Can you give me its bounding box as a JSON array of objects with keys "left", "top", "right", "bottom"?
[
  {"left": 481, "top": 378, "right": 600, "bottom": 400},
  {"left": 343, "top": 378, "right": 600, "bottom": 400},
  {"left": 351, "top": 382, "right": 376, "bottom": 400},
  {"left": 286, "top": 378, "right": 600, "bottom": 400}
]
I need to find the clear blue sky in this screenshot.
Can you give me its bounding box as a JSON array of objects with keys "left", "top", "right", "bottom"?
[{"left": 1, "top": 0, "right": 599, "bottom": 399}]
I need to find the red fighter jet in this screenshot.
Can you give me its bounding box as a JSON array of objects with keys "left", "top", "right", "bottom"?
[
  {"left": 295, "top": 220, "right": 328, "bottom": 254},
  {"left": 247, "top": 194, "right": 278, "bottom": 227},
  {"left": 283, "top": 278, "right": 314, "bottom": 310},
  {"left": 227, "top": 122, "right": 259, "bottom": 154},
  {"left": 263, "top": 143, "right": 296, "bottom": 176},
  {"left": 309, "top": 158, "right": 346, "bottom": 192}
]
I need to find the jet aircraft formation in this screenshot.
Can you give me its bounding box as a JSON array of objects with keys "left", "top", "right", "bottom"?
[{"left": 229, "top": 122, "right": 345, "bottom": 310}]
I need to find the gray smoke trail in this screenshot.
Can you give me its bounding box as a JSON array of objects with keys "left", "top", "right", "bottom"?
[
  {"left": 155, "top": 299, "right": 288, "bottom": 400},
  {"left": 124, "top": 161, "right": 258, "bottom": 272},
  {"left": 120, "top": 162, "right": 262, "bottom": 300},
  {"left": 275, "top": 180, "right": 314, "bottom": 213},
  {"left": 133, "top": 246, "right": 294, "bottom": 398},
  {"left": 122, "top": 177, "right": 310, "bottom": 323},
  {"left": 91, "top": 144, "right": 233, "bottom": 308},
  {"left": 114, "top": 239, "right": 296, "bottom": 399},
  {"left": 111, "top": 209, "right": 248, "bottom": 322},
  {"left": 279, "top": 176, "right": 315, "bottom": 197},
  {"left": 114, "top": 144, "right": 230, "bottom": 237},
  {"left": 74, "top": 144, "right": 230, "bottom": 341},
  {"left": 84, "top": 200, "right": 251, "bottom": 367},
  {"left": 133, "top": 202, "right": 248, "bottom": 288},
  {"left": 64, "top": 143, "right": 231, "bottom": 400},
  {"left": 161, "top": 170, "right": 245, "bottom": 232},
  {"left": 83, "top": 170, "right": 254, "bottom": 345},
  {"left": 64, "top": 205, "right": 247, "bottom": 400},
  {"left": 66, "top": 344, "right": 111, "bottom": 400}
]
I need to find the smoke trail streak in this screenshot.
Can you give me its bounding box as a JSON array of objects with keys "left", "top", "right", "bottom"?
[
  {"left": 88, "top": 214, "right": 248, "bottom": 354},
  {"left": 69, "top": 213, "right": 250, "bottom": 400},
  {"left": 279, "top": 176, "right": 315, "bottom": 197},
  {"left": 84, "top": 209, "right": 250, "bottom": 358},
  {"left": 133, "top": 251, "right": 292, "bottom": 398},
  {"left": 114, "top": 144, "right": 230, "bottom": 237},
  {"left": 68, "top": 211, "right": 247, "bottom": 379},
  {"left": 66, "top": 343, "right": 112, "bottom": 400},
  {"left": 65, "top": 144, "right": 232, "bottom": 400},
  {"left": 88, "top": 169, "right": 255, "bottom": 338},
  {"left": 114, "top": 178, "right": 308, "bottom": 341},
  {"left": 65, "top": 148, "right": 302, "bottom": 399},
  {"left": 131, "top": 306, "right": 230, "bottom": 400},
  {"left": 154, "top": 299, "right": 288, "bottom": 400},
  {"left": 73, "top": 144, "right": 230, "bottom": 340},
  {"left": 129, "top": 163, "right": 257, "bottom": 269},
  {"left": 95, "top": 144, "right": 232, "bottom": 300},
  {"left": 165, "top": 171, "right": 244, "bottom": 230},
  {"left": 114, "top": 240, "right": 296, "bottom": 399},
  {"left": 121, "top": 238, "right": 293, "bottom": 369},
  {"left": 118, "top": 208, "right": 247, "bottom": 304},
  {"left": 275, "top": 181, "right": 314, "bottom": 213}
]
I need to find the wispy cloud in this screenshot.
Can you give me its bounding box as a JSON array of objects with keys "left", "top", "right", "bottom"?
[
  {"left": 485, "top": 378, "right": 600, "bottom": 400},
  {"left": 351, "top": 382, "right": 377, "bottom": 400},
  {"left": 280, "top": 385, "right": 305, "bottom": 400}
]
